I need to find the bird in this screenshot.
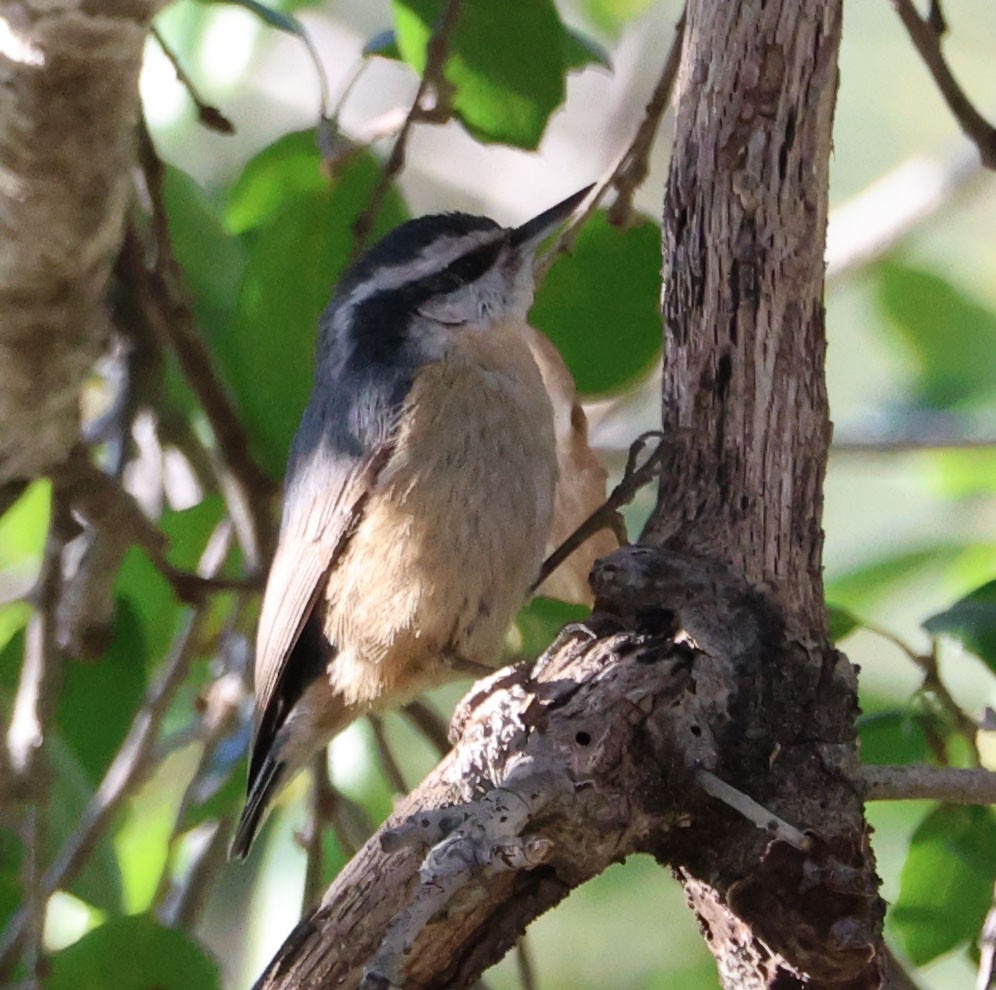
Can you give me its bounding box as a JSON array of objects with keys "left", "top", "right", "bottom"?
[{"left": 230, "top": 186, "right": 598, "bottom": 859}]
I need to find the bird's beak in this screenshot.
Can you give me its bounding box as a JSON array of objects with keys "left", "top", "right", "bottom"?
[{"left": 509, "top": 184, "right": 594, "bottom": 252}]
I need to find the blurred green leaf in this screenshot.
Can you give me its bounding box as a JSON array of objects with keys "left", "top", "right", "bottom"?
[
  {"left": 392, "top": 0, "right": 567, "bottom": 148},
  {"left": 924, "top": 579, "right": 996, "bottom": 672},
  {"left": 827, "top": 603, "right": 861, "bottom": 643},
  {"left": 514, "top": 596, "right": 589, "bottom": 659},
  {"left": 225, "top": 130, "right": 328, "bottom": 235},
  {"left": 826, "top": 544, "right": 967, "bottom": 613},
  {"left": 220, "top": 143, "right": 407, "bottom": 478},
  {"left": 893, "top": 804, "right": 996, "bottom": 965},
  {"left": 164, "top": 167, "right": 245, "bottom": 315},
  {"left": 0, "top": 601, "right": 30, "bottom": 656},
  {"left": 857, "top": 709, "right": 935, "bottom": 765},
  {"left": 875, "top": 262, "right": 996, "bottom": 410},
  {"left": 0, "top": 480, "right": 50, "bottom": 599},
  {"left": 582, "top": 0, "right": 658, "bottom": 36},
  {"left": 48, "top": 734, "right": 123, "bottom": 914},
  {"left": 48, "top": 914, "right": 220, "bottom": 990},
  {"left": 531, "top": 212, "right": 662, "bottom": 395},
  {"left": 57, "top": 600, "right": 148, "bottom": 784},
  {"left": 565, "top": 26, "right": 612, "bottom": 70}
]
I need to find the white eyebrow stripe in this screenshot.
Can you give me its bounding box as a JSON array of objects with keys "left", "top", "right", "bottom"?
[{"left": 331, "top": 228, "right": 506, "bottom": 333}]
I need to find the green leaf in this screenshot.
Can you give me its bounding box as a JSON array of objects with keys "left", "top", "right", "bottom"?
[
  {"left": 892, "top": 804, "right": 996, "bottom": 965},
  {"left": 56, "top": 600, "right": 148, "bottom": 784},
  {"left": 581, "top": 0, "right": 658, "bottom": 36},
  {"left": 857, "top": 709, "right": 934, "bottom": 766},
  {"left": 827, "top": 603, "right": 861, "bottom": 643},
  {"left": 225, "top": 130, "right": 329, "bottom": 235},
  {"left": 48, "top": 734, "right": 123, "bottom": 914},
  {"left": 875, "top": 262, "right": 996, "bottom": 410},
  {"left": 924, "top": 579, "right": 996, "bottom": 672},
  {"left": 0, "top": 479, "right": 50, "bottom": 596},
  {"left": 514, "top": 597, "right": 589, "bottom": 660},
  {"left": 164, "top": 167, "right": 244, "bottom": 315},
  {"left": 565, "top": 27, "right": 612, "bottom": 71},
  {"left": 48, "top": 915, "right": 220, "bottom": 990},
  {"left": 530, "top": 212, "right": 662, "bottom": 395},
  {"left": 392, "top": 0, "right": 568, "bottom": 148},
  {"left": 220, "top": 143, "right": 408, "bottom": 478}
]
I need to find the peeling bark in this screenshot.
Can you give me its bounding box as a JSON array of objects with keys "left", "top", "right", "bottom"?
[{"left": 0, "top": 0, "right": 156, "bottom": 483}]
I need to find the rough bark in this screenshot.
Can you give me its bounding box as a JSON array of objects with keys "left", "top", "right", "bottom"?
[{"left": 0, "top": 0, "right": 157, "bottom": 484}]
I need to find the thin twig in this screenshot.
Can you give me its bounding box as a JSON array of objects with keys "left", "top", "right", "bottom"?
[
  {"left": 694, "top": 769, "right": 811, "bottom": 849},
  {"left": 0, "top": 606, "right": 210, "bottom": 978},
  {"left": 515, "top": 937, "right": 538, "bottom": 990},
  {"left": 979, "top": 882, "right": 996, "bottom": 990},
  {"left": 134, "top": 132, "right": 278, "bottom": 566},
  {"left": 864, "top": 622, "right": 981, "bottom": 764},
  {"left": 151, "top": 26, "right": 235, "bottom": 135},
  {"left": 400, "top": 701, "right": 451, "bottom": 757},
  {"left": 351, "top": 0, "right": 466, "bottom": 254},
  {"left": 368, "top": 715, "right": 409, "bottom": 794},
  {"left": 531, "top": 431, "right": 664, "bottom": 595},
  {"left": 535, "top": 7, "right": 685, "bottom": 281},
  {"left": 302, "top": 752, "right": 329, "bottom": 913},
  {"left": 862, "top": 764, "right": 996, "bottom": 804},
  {"left": 890, "top": 0, "right": 996, "bottom": 168},
  {"left": 159, "top": 819, "right": 232, "bottom": 930}
]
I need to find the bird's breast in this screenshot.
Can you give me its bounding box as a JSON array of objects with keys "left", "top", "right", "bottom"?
[{"left": 323, "top": 319, "right": 557, "bottom": 706}]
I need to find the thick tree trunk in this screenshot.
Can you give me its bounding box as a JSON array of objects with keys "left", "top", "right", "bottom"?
[
  {"left": 0, "top": 0, "right": 156, "bottom": 484},
  {"left": 259, "top": 1, "right": 887, "bottom": 988}
]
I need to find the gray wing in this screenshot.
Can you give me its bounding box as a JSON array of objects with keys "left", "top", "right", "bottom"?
[{"left": 251, "top": 317, "right": 418, "bottom": 750}]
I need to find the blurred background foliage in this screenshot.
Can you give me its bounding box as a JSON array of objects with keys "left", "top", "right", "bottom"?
[{"left": 1, "top": 0, "right": 996, "bottom": 987}]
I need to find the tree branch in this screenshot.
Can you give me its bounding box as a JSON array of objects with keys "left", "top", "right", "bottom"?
[
  {"left": 862, "top": 764, "right": 996, "bottom": 804},
  {"left": 890, "top": 0, "right": 996, "bottom": 168}
]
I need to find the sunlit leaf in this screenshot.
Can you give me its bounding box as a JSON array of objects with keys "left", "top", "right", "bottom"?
[
  {"left": 924, "top": 579, "right": 996, "bottom": 673},
  {"left": 392, "top": 0, "right": 567, "bottom": 148},
  {"left": 48, "top": 914, "right": 220, "bottom": 990},
  {"left": 0, "top": 479, "right": 50, "bottom": 597},
  {"left": 892, "top": 804, "right": 996, "bottom": 965},
  {"left": 581, "top": 0, "right": 658, "bottom": 36},
  {"left": 220, "top": 143, "right": 408, "bottom": 478},
  {"left": 531, "top": 211, "right": 662, "bottom": 395},
  {"left": 875, "top": 262, "right": 996, "bottom": 410}
]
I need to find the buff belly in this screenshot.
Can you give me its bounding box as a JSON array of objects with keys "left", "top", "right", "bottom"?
[{"left": 321, "top": 320, "right": 557, "bottom": 708}]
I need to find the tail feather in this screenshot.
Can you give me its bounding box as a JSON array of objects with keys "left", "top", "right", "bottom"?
[{"left": 229, "top": 755, "right": 285, "bottom": 860}]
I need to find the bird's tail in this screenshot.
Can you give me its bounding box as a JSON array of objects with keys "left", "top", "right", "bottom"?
[{"left": 229, "top": 754, "right": 286, "bottom": 861}]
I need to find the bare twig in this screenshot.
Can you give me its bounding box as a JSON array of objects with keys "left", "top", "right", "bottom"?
[
  {"left": 302, "top": 753, "right": 329, "bottom": 912},
  {"left": 5, "top": 492, "right": 70, "bottom": 990},
  {"left": 890, "top": 0, "right": 996, "bottom": 168},
  {"left": 0, "top": 605, "right": 211, "bottom": 978},
  {"left": 694, "top": 770, "right": 811, "bottom": 849},
  {"left": 862, "top": 764, "right": 996, "bottom": 804},
  {"left": 531, "top": 431, "right": 665, "bottom": 595},
  {"left": 133, "top": 133, "right": 278, "bottom": 566},
  {"left": 151, "top": 26, "right": 234, "bottom": 135},
  {"left": 159, "top": 819, "right": 232, "bottom": 930},
  {"left": 515, "top": 937, "right": 538, "bottom": 990},
  {"left": 368, "top": 714, "right": 409, "bottom": 794},
  {"left": 400, "top": 701, "right": 451, "bottom": 757},
  {"left": 351, "top": 0, "right": 466, "bottom": 254},
  {"left": 863, "top": 622, "right": 980, "bottom": 764},
  {"left": 535, "top": 7, "right": 685, "bottom": 281}
]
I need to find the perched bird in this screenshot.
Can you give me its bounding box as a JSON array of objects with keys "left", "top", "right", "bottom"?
[{"left": 231, "top": 187, "right": 597, "bottom": 859}]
